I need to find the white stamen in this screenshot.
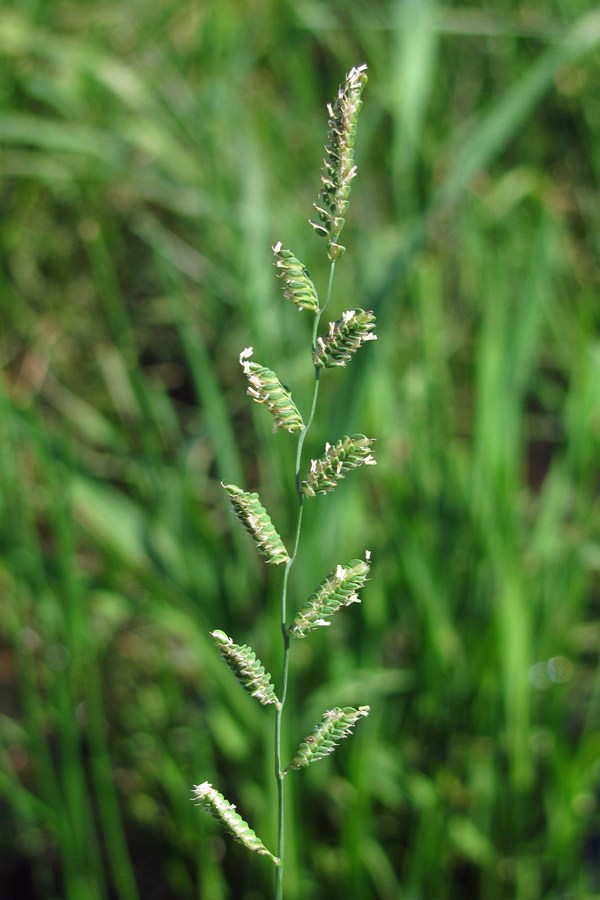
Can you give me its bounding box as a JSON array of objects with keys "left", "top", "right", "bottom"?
[{"left": 193, "top": 781, "right": 212, "bottom": 797}]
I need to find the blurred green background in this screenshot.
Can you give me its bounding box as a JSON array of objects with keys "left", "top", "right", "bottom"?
[{"left": 1, "top": 1, "right": 600, "bottom": 898}]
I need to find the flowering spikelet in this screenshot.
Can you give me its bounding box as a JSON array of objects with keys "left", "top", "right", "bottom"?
[
  {"left": 239, "top": 347, "right": 303, "bottom": 433},
  {"left": 223, "top": 483, "right": 289, "bottom": 565},
  {"left": 211, "top": 630, "right": 281, "bottom": 708},
  {"left": 286, "top": 706, "right": 370, "bottom": 771},
  {"left": 273, "top": 242, "right": 320, "bottom": 313},
  {"left": 289, "top": 552, "right": 371, "bottom": 639},
  {"left": 313, "top": 309, "right": 377, "bottom": 368},
  {"left": 302, "top": 434, "right": 376, "bottom": 497},
  {"left": 310, "top": 63, "right": 368, "bottom": 260},
  {"left": 192, "top": 782, "right": 280, "bottom": 864}
]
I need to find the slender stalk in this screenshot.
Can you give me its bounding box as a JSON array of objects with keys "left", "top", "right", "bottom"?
[
  {"left": 274, "top": 499, "right": 300, "bottom": 898},
  {"left": 274, "top": 259, "right": 336, "bottom": 899}
]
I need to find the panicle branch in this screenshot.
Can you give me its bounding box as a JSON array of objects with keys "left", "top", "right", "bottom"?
[
  {"left": 313, "top": 308, "right": 376, "bottom": 368},
  {"left": 289, "top": 553, "right": 372, "bottom": 638},
  {"left": 222, "top": 483, "right": 290, "bottom": 565},
  {"left": 239, "top": 347, "right": 304, "bottom": 433},
  {"left": 273, "top": 242, "right": 320, "bottom": 313},
  {"left": 302, "top": 434, "right": 376, "bottom": 497},
  {"left": 310, "top": 63, "right": 368, "bottom": 260},
  {"left": 211, "top": 630, "right": 281, "bottom": 708},
  {"left": 286, "top": 706, "right": 370, "bottom": 771},
  {"left": 192, "top": 782, "right": 280, "bottom": 864}
]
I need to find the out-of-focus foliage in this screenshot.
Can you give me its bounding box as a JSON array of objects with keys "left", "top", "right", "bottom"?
[{"left": 1, "top": 1, "right": 599, "bottom": 898}]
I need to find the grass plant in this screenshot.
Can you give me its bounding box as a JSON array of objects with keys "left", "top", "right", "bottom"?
[
  {"left": 193, "top": 65, "right": 375, "bottom": 898},
  {"left": 1, "top": 2, "right": 600, "bottom": 898}
]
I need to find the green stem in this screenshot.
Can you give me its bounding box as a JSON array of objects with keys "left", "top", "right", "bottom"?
[{"left": 274, "top": 259, "right": 336, "bottom": 899}]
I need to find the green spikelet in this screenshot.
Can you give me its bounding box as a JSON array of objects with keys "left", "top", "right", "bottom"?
[
  {"left": 273, "top": 242, "right": 320, "bottom": 313},
  {"left": 211, "top": 630, "right": 281, "bottom": 708},
  {"left": 313, "top": 309, "right": 377, "bottom": 368},
  {"left": 289, "top": 553, "right": 371, "bottom": 639},
  {"left": 192, "top": 782, "right": 280, "bottom": 864},
  {"left": 223, "top": 483, "right": 290, "bottom": 565},
  {"left": 239, "top": 347, "right": 303, "bottom": 433},
  {"left": 302, "top": 434, "right": 376, "bottom": 497},
  {"left": 310, "top": 63, "right": 368, "bottom": 260},
  {"left": 286, "top": 706, "right": 370, "bottom": 771}
]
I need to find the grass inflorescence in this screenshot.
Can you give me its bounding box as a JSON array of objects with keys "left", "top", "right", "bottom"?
[{"left": 194, "top": 64, "right": 374, "bottom": 899}]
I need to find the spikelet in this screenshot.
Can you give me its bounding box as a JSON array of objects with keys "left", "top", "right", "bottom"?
[
  {"left": 286, "top": 706, "right": 370, "bottom": 771},
  {"left": 239, "top": 347, "right": 303, "bottom": 433},
  {"left": 289, "top": 552, "right": 371, "bottom": 639},
  {"left": 223, "top": 483, "right": 289, "bottom": 565},
  {"left": 313, "top": 309, "right": 377, "bottom": 368},
  {"left": 212, "top": 630, "right": 281, "bottom": 708},
  {"left": 192, "top": 782, "right": 280, "bottom": 864},
  {"left": 310, "top": 64, "right": 368, "bottom": 260},
  {"left": 302, "top": 434, "right": 376, "bottom": 497},
  {"left": 273, "top": 242, "right": 320, "bottom": 313}
]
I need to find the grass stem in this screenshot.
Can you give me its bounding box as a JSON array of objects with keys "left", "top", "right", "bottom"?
[{"left": 274, "top": 259, "right": 337, "bottom": 898}]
